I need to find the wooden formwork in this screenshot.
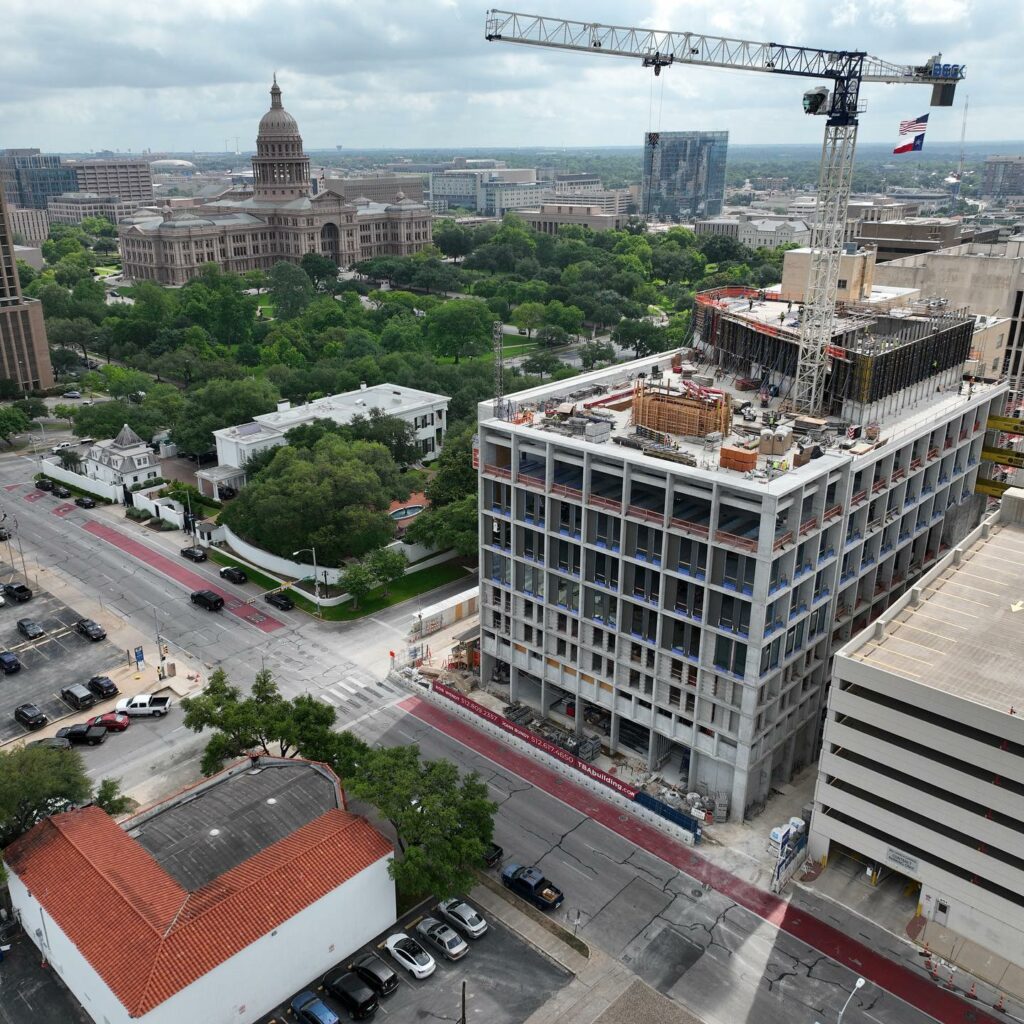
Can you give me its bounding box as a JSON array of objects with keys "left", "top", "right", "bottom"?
[{"left": 632, "top": 383, "right": 732, "bottom": 438}]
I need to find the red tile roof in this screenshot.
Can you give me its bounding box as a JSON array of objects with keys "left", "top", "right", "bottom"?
[{"left": 4, "top": 803, "right": 392, "bottom": 1016}]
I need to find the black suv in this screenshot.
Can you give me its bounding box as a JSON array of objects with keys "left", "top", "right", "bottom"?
[
  {"left": 75, "top": 618, "right": 107, "bottom": 641},
  {"left": 219, "top": 566, "right": 247, "bottom": 584},
  {"left": 264, "top": 591, "right": 294, "bottom": 611},
  {"left": 350, "top": 954, "right": 399, "bottom": 997},
  {"left": 35, "top": 478, "right": 54, "bottom": 492},
  {"left": 87, "top": 675, "right": 119, "bottom": 699},
  {"left": 0, "top": 652, "right": 22, "bottom": 673},
  {"left": 3, "top": 582, "right": 32, "bottom": 602},
  {"left": 17, "top": 618, "right": 45, "bottom": 640},
  {"left": 52, "top": 486, "right": 72, "bottom": 499},
  {"left": 180, "top": 546, "right": 207, "bottom": 562},
  {"left": 323, "top": 970, "right": 378, "bottom": 1020},
  {"left": 190, "top": 590, "right": 224, "bottom": 611},
  {"left": 75, "top": 496, "right": 97, "bottom": 509},
  {"left": 14, "top": 703, "right": 47, "bottom": 729}
]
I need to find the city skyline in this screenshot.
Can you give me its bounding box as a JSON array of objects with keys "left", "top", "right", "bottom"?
[{"left": 1, "top": 0, "right": 1019, "bottom": 152}]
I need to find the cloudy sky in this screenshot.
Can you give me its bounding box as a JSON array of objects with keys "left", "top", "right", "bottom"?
[{"left": 3, "top": 0, "right": 1020, "bottom": 153}]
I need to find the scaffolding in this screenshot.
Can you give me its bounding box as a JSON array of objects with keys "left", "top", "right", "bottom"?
[{"left": 632, "top": 378, "right": 732, "bottom": 439}]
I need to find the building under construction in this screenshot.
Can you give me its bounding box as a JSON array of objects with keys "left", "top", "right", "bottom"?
[{"left": 694, "top": 286, "right": 974, "bottom": 425}]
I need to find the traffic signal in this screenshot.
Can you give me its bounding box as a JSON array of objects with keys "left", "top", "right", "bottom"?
[{"left": 161, "top": 642, "right": 170, "bottom": 657}]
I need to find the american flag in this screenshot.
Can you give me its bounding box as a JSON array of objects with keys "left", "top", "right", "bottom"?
[{"left": 899, "top": 114, "right": 929, "bottom": 135}]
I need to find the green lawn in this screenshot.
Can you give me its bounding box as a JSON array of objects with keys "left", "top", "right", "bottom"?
[{"left": 208, "top": 548, "right": 470, "bottom": 621}]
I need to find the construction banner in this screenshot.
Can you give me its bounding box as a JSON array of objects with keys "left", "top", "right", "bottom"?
[
  {"left": 981, "top": 446, "right": 1024, "bottom": 469},
  {"left": 975, "top": 478, "right": 1011, "bottom": 497},
  {"left": 986, "top": 415, "right": 1024, "bottom": 435}
]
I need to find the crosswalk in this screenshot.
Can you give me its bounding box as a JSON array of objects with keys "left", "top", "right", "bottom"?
[{"left": 316, "top": 675, "right": 406, "bottom": 715}]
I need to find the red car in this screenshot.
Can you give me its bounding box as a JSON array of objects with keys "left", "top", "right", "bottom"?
[{"left": 87, "top": 712, "right": 130, "bottom": 732}]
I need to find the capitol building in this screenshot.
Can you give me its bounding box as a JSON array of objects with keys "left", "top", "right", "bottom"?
[{"left": 119, "top": 78, "right": 432, "bottom": 285}]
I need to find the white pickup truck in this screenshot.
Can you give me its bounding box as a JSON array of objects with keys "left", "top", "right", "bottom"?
[{"left": 115, "top": 694, "right": 173, "bottom": 718}]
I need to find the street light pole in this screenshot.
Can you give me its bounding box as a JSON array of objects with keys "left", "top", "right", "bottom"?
[
  {"left": 837, "top": 977, "right": 866, "bottom": 1024},
  {"left": 292, "top": 547, "right": 322, "bottom": 618}
]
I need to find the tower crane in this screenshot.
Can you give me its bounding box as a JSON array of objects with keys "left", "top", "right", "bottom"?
[{"left": 484, "top": 11, "right": 964, "bottom": 415}]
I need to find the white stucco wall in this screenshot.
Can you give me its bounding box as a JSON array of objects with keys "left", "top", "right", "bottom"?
[
  {"left": 40, "top": 459, "right": 122, "bottom": 503},
  {"left": 5, "top": 852, "right": 396, "bottom": 1024}
]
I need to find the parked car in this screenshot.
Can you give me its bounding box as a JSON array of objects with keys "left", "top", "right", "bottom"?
[
  {"left": 17, "top": 618, "right": 45, "bottom": 640},
  {"left": 0, "top": 651, "right": 22, "bottom": 673},
  {"left": 290, "top": 991, "right": 339, "bottom": 1024},
  {"left": 217, "top": 485, "right": 237, "bottom": 499},
  {"left": 74, "top": 496, "right": 97, "bottom": 509},
  {"left": 190, "top": 590, "right": 224, "bottom": 611},
  {"left": 264, "top": 591, "right": 294, "bottom": 611},
  {"left": 322, "top": 970, "right": 378, "bottom": 1020},
  {"left": 62, "top": 390, "right": 81, "bottom": 399},
  {"left": 34, "top": 478, "right": 54, "bottom": 492},
  {"left": 383, "top": 933, "right": 435, "bottom": 979},
  {"left": 350, "top": 953, "right": 399, "bottom": 997},
  {"left": 437, "top": 898, "right": 488, "bottom": 939},
  {"left": 56, "top": 724, "right": 107, "bottom": 746},
  {"left": 0, "top": 526, "right": 9, "bottom": 540},
  {"left": 87, "top": 712, "right": 130, "bottom": 732},
  {"left": 14, "top": 703, "right": 47, "bottom": 729},
  {"left": 51, "top": 441, "right": 74, "bottom": 454},
  {"left": 28, "top": 736, "right": 70, "bottom": 750},
  {"left": 61, "top": 684, "right": 96, "bottom": 711},
  {"left": 180, "top": 546, "right": 207, "bottom": 562},
  {"left": 415, "top": 916, "right": 469, "bottom": 961},
  {"left": 52, "top": 486, "right": 72, "bottom": 499},
  {"left": 75, "top": 618, "right": 107, "bottom": 641},
  {"left": 86, "top": 675, "right": 119, "bottom": 699},
  {"left": 501, "top": 863, "right": 564, "bottom": 910},
  {"left": 219, "top": 566, "right": 247, "bottom": 584},
  {"left": 3, "top": 582, "right": 32, "bottom": 602},
  {"left": 483, "top": 841, "right": 504, "bottom": 867},
  {"left": 115, "top": 694, "right": 172, "bottom": 717}
]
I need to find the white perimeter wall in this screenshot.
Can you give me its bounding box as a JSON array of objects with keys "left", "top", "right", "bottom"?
[
  {"left": 40, "top": 459, "right": 121, "bottom": 502},
  {"left": 6, "top": 853, "right": 396, "bottom": 1024}
]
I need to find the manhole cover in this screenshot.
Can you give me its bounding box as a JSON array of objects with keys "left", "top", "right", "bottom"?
[{"left": 691, "top": 888, "right": 704, "bottom": 898}]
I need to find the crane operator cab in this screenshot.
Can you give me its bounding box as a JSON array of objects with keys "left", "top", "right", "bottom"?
[{"left": 803, "top": 86, "right": 831, "bottom": 115}]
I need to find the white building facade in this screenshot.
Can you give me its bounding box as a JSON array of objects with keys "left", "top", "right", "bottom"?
[
  {"left": 84, "top": 423, "right": 161, "bottom": 489},
  {"left": 809, "top": 493, "right": 1024, "bottom": 962}
]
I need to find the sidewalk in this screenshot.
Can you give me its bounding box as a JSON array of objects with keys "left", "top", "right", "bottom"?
[{"left": 470, "top": 882, "right": 707, "bottom": 1024}]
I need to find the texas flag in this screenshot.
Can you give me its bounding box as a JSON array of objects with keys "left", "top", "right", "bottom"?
[{"left": 893, "top": 133, "right": 925, "bottom": 155}]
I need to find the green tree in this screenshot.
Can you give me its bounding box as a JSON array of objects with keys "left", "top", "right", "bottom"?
[
  {"left": 340, "top": 560, "right": 376, "bottom": 609},
  {"left": 405, "top": 493, "right": 478, "bottom": 557},
  {"left": 13, "top": 396, "right": 47, "bottom": 420},
  {"left": 16, "top": 259, "right": 38, "bottom": 288},
  {"left": 50, "top": 347, "right": 82, "bottom": 374},
  {"left": 300, "top": 252, "right": 339, "bottom": 291},
  {"left": 425, "top": 298, "right": 493, "bottom": 364},
  {"left": 181, "top": 667, "right": 336, "bottom": 776},
  {"left": 578, "top": 340, "right": 616, "bottom": 370},
  {"left": 93, "top": 778, "right": 133, "bottom": 817},
  {"left": 58, "top": 450, "right": 83, "bottom": 472},
  {"left": 613, "top": 318, "right": 665, "bottom": 358},
  {"left": 523, "top": 350, "right": 562, "bottom": 379},
  {"left": 349, "top": 745, "right": 496, "bottom": 899},
  {"left": 424, "top": 422, "right": 477, "bottom": 508},
  {"left": 170, "top": 376, "right": 280, "bottom": 455},
  {"left": 241, "top": 268, "right": 269, "bottom": 294},
  {"left": 269, "top": 260, "right": 315, "bottom": 320},
  {"left": 0, "top": 407, "right": 30, "bottom": 445},
  {"left": 346, "top": 408, "right": 419, "bottom": 467},
  {"left": 510, "top": 301, "right": 547, "bottom": 338},
  {"left": 432, "top": 221, "right": 474, "bottom": 262},
  {"left": 367, "top": 546, "right": 408, "bottom": 597},
  {"left": 0, "top": 745, "right": 91, "bottom": 847}
]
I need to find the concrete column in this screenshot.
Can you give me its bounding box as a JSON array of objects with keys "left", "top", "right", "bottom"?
[{"left": 609, "top": 712, "right": 620, "bottom": 754}]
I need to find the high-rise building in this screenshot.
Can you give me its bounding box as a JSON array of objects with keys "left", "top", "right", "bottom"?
[
  {"left": 0, "top": 149, "right": 78, "bottom": 210},
  {"left": 0, "top": 190, "right": 55, "bottom": 390},
  {"left": 7, "top": 206, "right": 49, "bottom": 246},
  {"left": 981, "top": 155, "right": 1024, "bottom": 199},
  {"left": 476, "top": 285, "right": 1003, "bottom": 821},
  {"left": 47, "top": 192, "right": 141, "bottom": 226},
  {"left": 69, "top": 159, "right": 154, "bottom": 204},
  {"left": 641, "top": 131, "right": 728, "bottom": 221}
]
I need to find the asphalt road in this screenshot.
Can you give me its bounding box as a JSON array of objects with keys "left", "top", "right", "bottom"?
[{"left": 0, "top": 448, "right": 969, "bottom": 1024}]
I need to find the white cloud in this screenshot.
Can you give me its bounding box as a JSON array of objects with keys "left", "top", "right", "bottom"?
[{"left": 0, "top": 0, "right": 1017, "bottom": 151}]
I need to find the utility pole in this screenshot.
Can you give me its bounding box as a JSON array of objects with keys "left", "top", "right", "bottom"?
[{"left": 457, "top": 981, "right": 467, "bottom": 1024}]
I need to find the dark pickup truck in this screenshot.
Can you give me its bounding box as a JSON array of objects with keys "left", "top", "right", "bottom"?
[
  {"left": 500, "top": 863, "right": 564, "bottom": 910},
  {"left": 56, "top": 724, "right": 108, "bottom": 746}
]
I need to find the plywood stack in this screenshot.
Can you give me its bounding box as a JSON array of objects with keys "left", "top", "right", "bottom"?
[{"left": 633, "top": 383, "right": 732, "bottom": 439}]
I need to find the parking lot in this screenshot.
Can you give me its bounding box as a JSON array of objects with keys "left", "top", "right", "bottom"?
[
  {"left": 0, "top": 568, "right": 123, "bottom": 743},
  {"left": 258, "top": 899, "right": 572, "bottom": 1024}
]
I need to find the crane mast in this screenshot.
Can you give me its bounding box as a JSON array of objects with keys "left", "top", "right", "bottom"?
[{"left": 484, "top": 10, "right": 962, "bottom": 415}]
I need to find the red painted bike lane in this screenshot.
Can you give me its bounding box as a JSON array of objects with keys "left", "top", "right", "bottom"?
[
  {"left": 83, "top": 521, "right": 284, "bottom": 633},
  {"left": 400, "top": 695, "right": 1000, "bottom": 1024}
]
